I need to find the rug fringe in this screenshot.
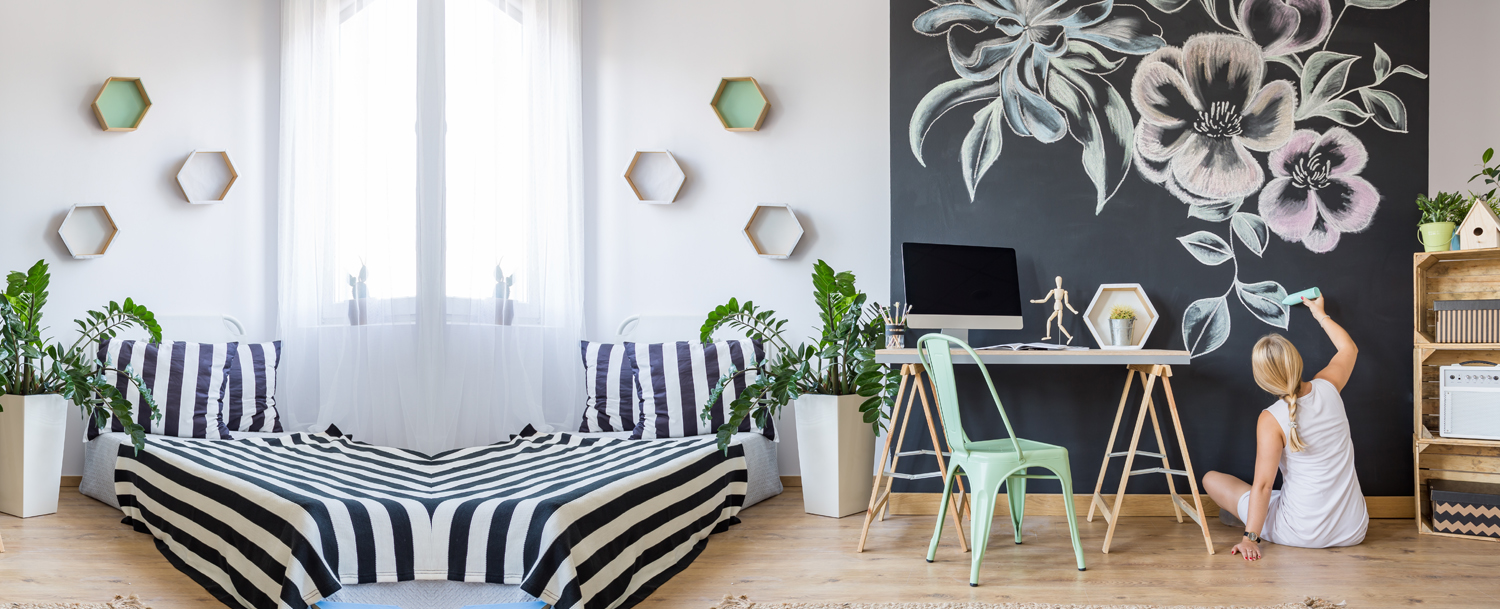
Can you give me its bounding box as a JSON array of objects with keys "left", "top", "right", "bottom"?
[{"left": 709, "top": 595, "right": 1348, "bottom": 609}]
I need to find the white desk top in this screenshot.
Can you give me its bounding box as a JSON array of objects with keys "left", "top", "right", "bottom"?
[{"left": 875, "top": 348, "right": 1191, "bottom": 365}]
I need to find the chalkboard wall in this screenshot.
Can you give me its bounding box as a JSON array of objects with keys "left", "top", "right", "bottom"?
[{"left": 889, "top": 0, "right": 1429, "bottom": 496}]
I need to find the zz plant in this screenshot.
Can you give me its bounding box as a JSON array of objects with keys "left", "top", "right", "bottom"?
[
  {"left": 698, "top": 260, "right": 897, "bottom": 451},
  {"left": 0, "top": 260, "right": 162, "bottom": 451}
]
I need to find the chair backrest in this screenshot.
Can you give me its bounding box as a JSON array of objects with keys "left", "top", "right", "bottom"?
[{"left": 917, "top": 333, "right": 1024, "bottom": 460}]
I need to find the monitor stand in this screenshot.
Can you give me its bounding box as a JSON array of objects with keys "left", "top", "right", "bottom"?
[{"left": 940, "top": 329, "right": 969, "bottom": 345}]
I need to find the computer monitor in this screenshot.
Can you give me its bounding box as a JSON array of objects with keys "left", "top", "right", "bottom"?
[{"left": 901, "top": 243, "right": 1023, "bottom": 340}]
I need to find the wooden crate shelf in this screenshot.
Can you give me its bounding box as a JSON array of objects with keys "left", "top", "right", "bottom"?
[{"left": 1413, "top": 251, "right": 1500, "bottom": 541}]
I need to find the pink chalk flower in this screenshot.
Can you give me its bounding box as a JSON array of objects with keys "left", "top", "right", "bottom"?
[
  {"left": 1238, "top": 0, "right": 1332, "bottom": 57},
  {"left": 1258, "top": 128, "right": 1379, "bottom": 253}
]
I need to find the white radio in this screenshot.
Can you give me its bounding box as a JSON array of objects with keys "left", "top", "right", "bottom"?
[{"left": 1440, "top": 362, "right": 1500, "bottom": 441}]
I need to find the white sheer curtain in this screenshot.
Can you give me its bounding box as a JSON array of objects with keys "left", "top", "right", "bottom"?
[{"left": 277, "top": 0, "right": 583, "bottom": 454}]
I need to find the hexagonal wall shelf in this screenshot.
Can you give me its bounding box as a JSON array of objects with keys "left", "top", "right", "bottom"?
[
  {"left": 1083, "top": 283, "right": 1159, "bottom": 350},
  {"left": 58, "top": 205, "right": 119, "bottom": 259},
  {"left": 710, "top": 77, "right": 770, "bottom": 132},
  {"left": 743, "top": 205, "right": 804, "bottom": 259},
  {"left": 623, "top": 150, "right": 686, "bottom": 203},
  {"left": 91, "top": 77, "right": 152, "bottom": 131},
  {"left": 176, "top": 150, "right": 239, "bottom": 204}
]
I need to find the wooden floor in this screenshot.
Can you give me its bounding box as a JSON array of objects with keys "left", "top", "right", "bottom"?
[{"left": 1, "top": 489, "right": 1497, "bottom": 608}]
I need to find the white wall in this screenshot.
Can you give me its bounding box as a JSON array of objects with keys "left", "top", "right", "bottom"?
[
  {"left": 1431, "top": 1, "right": 1499, "bottom": 193},
  {"left": 582, "top": 0, "right": 891, "bottom": 474},
  {"left": 0, "top": 1, "right": 280, "bottom": 476}
]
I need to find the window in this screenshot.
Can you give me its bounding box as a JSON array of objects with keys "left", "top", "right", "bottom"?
[{"left": 331, "top": 0, "right": 530, "bottom": 323}]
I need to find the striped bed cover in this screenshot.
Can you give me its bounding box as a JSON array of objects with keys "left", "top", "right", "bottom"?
[{"left": 115, "top": 432, "right": 747, "bottom": 609}]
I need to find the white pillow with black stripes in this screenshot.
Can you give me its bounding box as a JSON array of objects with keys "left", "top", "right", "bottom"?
[
  {"left": 91, "top": 340, "right": 236, "bottom": 440},
  {"left": 630, "top": 339, "right": 774, "bottom": 440},
  {"left": 578, "top": 341, "right": 641, "bottom": 433}
]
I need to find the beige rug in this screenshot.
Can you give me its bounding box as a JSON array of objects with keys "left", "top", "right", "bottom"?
[
  {"left": 711, "top": 595, "right": 1347, "bottom": 609},
  {"left": 2, "top": 596, "right": 150, "bottom": 609}
]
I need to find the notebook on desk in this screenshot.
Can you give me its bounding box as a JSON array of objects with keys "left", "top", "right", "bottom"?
[{"left": 977, "top": 342, "right": 1090, "bottom": 351}]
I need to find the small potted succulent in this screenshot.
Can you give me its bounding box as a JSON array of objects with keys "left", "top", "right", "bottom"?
[
  {"left": 1108, "top": 305, "right": 1137, "bottom": 347},
  {"left": 1417, "top": 192, "right": 1467, "bottom": 252},
  {"left": 347, "top": 262, "right": 368, "bottom": 326},
  {"left": 494, "top": 264, "right": 515, "bottom": 326}
]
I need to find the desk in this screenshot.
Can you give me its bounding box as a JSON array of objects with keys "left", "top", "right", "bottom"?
[{"left": 858, "top": 348, "right": 1215, "bottom": 555}]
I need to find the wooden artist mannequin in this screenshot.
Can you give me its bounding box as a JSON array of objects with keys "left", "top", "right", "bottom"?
[{"left": 1031, "top": 276, "right": 1078, "bottom": 344}]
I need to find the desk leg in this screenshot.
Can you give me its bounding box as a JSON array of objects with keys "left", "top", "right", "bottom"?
[
  {"left": 857, "top": 366, "right": 909, "bottom": 552},
  {"left": 879, "top": 372, "right": 920, "bottom": 522},
  {"left": 915, "top": 376, "right": 969, "bottom": 551},
  {"left": 1089, "top": 370, "right": 1135, "bottom": 523},
  {"left": 1102, "top": 371, "right": 1157, "bottom": 554},
  {"left": 1146, "top": 397, "right": 1185, "bottom": 524},
  {"left": 1162, "top": 375, "right": 1215, "bottom": 555}
]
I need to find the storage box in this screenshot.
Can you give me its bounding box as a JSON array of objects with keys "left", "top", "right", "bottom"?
[
  {"left": 1430, "top": 479, "right": 1500, "bottom": 539},
  {"left": 1435, "top": 300, "right": 1500, "bottom": 343}
]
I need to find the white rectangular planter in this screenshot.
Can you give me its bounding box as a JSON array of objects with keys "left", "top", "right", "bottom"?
[
  {"left": 0, "top": 394, "right": 70, "bottom": 518},
  {"left": 793, "top": 393, "right": 876, "bottom": 518}
]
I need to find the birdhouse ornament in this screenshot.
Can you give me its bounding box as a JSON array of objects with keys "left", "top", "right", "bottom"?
[{"left": 1459, "top": 199, "right": 1500, "bottom": 251}]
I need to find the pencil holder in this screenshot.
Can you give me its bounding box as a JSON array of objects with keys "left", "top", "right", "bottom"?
[{"left": 885, "top": 323, "right": 906, "bottom": 349}]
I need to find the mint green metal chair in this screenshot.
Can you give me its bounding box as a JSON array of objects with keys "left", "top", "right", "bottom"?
[{"left": 918, "top": 333, "right": 1086, "bottom": 585}]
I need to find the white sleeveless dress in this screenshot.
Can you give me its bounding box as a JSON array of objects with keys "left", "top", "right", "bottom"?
[{"left": 1235, "top": 378, "right": 1368, "bottom": 548}]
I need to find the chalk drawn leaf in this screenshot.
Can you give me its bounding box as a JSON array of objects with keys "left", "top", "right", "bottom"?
[
  {"left": 1188, "top": 199, "right": 1243, "bottom": 222},
  {"left": 1346, "top": 0, "right": 1406, "bottom": 9},
  {"left": 1359, "top": 88, "right": 1408, "bottom": 133},
  {"left": 1308, "top": 99, "right": 1372, "bottom": 127},
  {"left": 961, "top": 102, "right": 1006, "bottom": 201},
  {"left": 1141, "top": 0, "right": 1193, "bottom": 12},
  {"left": 1177, "top": 231, "right": 1234, "bottom": 266},
  {"left": 1232, "top": 212, "right": 1271, "bottom": 257},
  {"left": 1049, "top": 64, "right": 1135, "bottom": 214},
  {"left": 1183, "top": 296, "right": 1231, "bottom": 358},
  {"left": 1297, "top": 51, "right": 1360, "bottom": 121},
  {"left": 910, "top": 79, "right": 999, "bottom": 167},
  {"left": 1372, "top": 44, "right": 1391, "bottom": 82},
  {"left": 1236, "top": 280, "right": 1290, "bottom": 329}
]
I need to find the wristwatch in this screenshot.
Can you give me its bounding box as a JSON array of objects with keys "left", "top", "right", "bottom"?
[{"left": 1244, "top": 531, "right": 1261, "bottom": 543}]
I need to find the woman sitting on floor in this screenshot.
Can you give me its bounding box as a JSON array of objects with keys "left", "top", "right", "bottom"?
[{"left": 1202, "top": 294, "right": 1368, "bottom": 561}]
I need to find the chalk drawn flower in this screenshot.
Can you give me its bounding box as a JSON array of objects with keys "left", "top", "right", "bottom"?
[
  {"left": 1259, "top": 127, "right": 1378, "bottom": 253},
  {"left": 910, "top": 0, "right": 1166, "bottom": 205},
  {"left": 1238, "top": 0, "right": 1332, "bottom": 57},
  {"left": 1131, "top": 34, "right": 1296, "bottom": 205}
]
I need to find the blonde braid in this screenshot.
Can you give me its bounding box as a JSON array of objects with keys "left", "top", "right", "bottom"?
[{"left": 1252, "top": 334, "right": 1309, "bottom": 452}]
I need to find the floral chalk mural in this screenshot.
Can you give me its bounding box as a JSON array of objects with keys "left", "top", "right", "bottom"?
[{"left": 908, "top": 0, "right": 1425, "bottom": 357}]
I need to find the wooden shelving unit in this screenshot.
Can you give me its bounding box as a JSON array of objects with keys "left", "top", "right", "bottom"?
[{"left": 1413, "top": 248, "right": 1500, "bottom": 542}]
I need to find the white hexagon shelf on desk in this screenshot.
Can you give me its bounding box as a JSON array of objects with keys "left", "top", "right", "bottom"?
[
  {"left": 743, "top": 204, "right": 804, "bottom": 259},
  {"left": 623, "top": 150, "right": 686, "bottom": 203},
  {"left": 58, "top": 204, "right": 119, "bottom": 259},
  {"left": 1083, "top": 283, "right": 1158, "bottom": 350}
]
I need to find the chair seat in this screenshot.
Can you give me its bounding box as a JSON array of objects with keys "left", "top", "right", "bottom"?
[{"left": 964, "top": 438, "right": 1068, "bottom": 459}]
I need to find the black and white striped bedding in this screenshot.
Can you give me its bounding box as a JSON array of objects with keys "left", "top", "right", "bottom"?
[{"left": 115, "top": 432, "right": 747, "bottom": 609}]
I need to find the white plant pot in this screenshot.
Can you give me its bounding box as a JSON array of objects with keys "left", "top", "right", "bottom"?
[
  {"left": 0, "top": 394, "right": 69, "bottom": 518},
  {"left": 793, "top": 393, "right": 876, "bottom": 518}
]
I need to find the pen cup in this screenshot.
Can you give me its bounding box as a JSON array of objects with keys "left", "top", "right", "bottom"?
[{"left": 885, "top": 323, "right": 906, "bottom": 349}]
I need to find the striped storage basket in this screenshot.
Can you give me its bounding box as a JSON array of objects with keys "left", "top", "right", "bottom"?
[
  {"left": 1436, "top": 300, "right": 1500, "bottom": 343},
  {"left": 1431, "top": 479, "right": 1500, "bottom": 539}
]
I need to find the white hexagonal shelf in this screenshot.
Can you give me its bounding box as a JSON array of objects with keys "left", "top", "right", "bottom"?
[
  {"left": 176, "top": 150, "right": 239, "bottom": 204},
  {"left": 743, "top": 204, "right": 804, "bottom": 259},
  {"left": 58, "top": 204, "right": 119, "bottom": 259},
  {"left": 623, "top": 150, "right": 686, "bottom": 203},
  {"left": 1083, "top": 283, "right": 1159, "bottom": 350}
]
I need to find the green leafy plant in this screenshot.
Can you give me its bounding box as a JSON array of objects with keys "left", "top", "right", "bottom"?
[
  {"left": 348, "top": 261, "right": 368, "bottom": 300},
  {"left": 0, "top": 260, "right": 162, "bottom": 451},
  {"left": 494, "top": 263, "right": 514, "bottom": 300},
  {"left": 1416, "top": 192, "right": 1468, "bottom": 225},
  {"left": 1471, "top": 148, "right": 1500, "bottom": 202},
  {"left": 1108, "top": 305, "right": 1136, "bottom": 321},
  {"left": 699, "top": 260, "right": 895, "bottom": 450}
]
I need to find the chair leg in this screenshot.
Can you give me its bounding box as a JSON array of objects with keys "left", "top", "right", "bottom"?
[
  {"left": 928, "top": 465, "right": 959, "bottom": 563},
  {"left": 1053, "top": 461, "right": 1087, "bottom": 572},
  {"left": 967, "top": 478, "right": 999, "bottom": 587},
  {"left": 1006, "top": 470, "right": 1026, "bottom": 545}
]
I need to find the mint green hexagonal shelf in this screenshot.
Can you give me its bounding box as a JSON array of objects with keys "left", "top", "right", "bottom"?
[
  {"left": 710, "top": 77, "right": 769, "bottom": 132},
  {"left": 91, "top": 77, "right": 152, "bottom": 132}
]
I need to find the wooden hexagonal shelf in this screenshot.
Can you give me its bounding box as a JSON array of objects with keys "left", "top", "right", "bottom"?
[
  {"left": 177, "top": 150, "right": 239, "bottom": 204},
  {"left": 623, "top": 150, "right": 686, "bottom": 203},
  {"left": 1083, "top": 283, "right": 1159, "bottom": 350},
  {"left": 743, "top": 205, "right": 804, "bottom": 259},
  {"left": 91, "top": 77, "right": 152, "bottom": 131},
  {"left": 58, "top": 205, "right": 119, "bottom": 259},
  {"left": 710, "top": 77, "right": 769, "bottom": 132}
]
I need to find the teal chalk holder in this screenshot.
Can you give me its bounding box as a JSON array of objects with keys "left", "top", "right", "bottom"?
[{"left": 1282, "top": 287, "right": 1321, "bottom": 306}]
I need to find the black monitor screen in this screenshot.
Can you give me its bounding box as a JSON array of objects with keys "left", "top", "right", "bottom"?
[{"left": 901, "top": 243, "right": 1022, "bottom": 316}]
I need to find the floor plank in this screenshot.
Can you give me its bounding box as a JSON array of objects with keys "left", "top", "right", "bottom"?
[{"left": 1, "top": 490, "right": 1496, "bottom": 607}]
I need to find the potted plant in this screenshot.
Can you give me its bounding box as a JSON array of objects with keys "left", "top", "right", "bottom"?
[
  {"left": 0, "top": 260, "right": 160, "bottom": 518},
  {"left": 700, "top": 260, "right": 894, "bottom": 518},
  {"left": 1417, "top": 192, "right": 1466, "bottom": 252},
  {"left": 1108, "top": 305, "right": 1137, "bottom": 347},
  {"left": 347, "top": 262, "right": 368, "bottom": 325},
  {"left": 494, "top": 263, "right": 515, "bottom": 326}
]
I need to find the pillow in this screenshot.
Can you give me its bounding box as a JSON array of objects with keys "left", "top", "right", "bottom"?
[
  {"left": 578, "top": 341, "right": 640, "bottom": 433},
  {"left": 90, "top": 341, "right": 235, "bottom": 440},
  {"left": 223, "top": 341, "right": 283, "bottom": 433},
  {"left": 630, "top": 340, "right": 774, "bottom": 440}
]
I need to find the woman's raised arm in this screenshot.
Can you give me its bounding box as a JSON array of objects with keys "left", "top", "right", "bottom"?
[{"left": 1305, "top": 295, "right": 1357, "bottom": 392}]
